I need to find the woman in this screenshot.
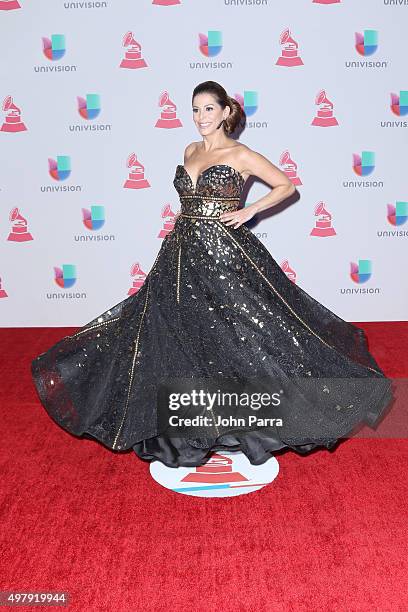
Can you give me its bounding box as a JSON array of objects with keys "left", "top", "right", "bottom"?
[
  {"left": 173, "top": 89, "right": 296, "bottom": 230},
  {"left": 31, "top": 80, "right": 394, "bottom": 468}
]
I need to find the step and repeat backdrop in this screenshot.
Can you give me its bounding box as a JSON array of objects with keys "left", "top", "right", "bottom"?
[{"left": 0, "top": 0, "right": 406, "bottom": 326}]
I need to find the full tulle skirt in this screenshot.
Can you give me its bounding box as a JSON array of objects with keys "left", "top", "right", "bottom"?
[{"left": 31, "top": 216, "right": 394, "bottom": 467}]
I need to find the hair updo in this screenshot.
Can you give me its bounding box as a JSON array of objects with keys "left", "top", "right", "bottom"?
[{"left": 192, "top": 80, "right": 245, "bottom": 135}]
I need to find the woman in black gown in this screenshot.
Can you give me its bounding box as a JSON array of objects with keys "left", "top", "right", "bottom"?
[{"left": 31, "top": 80, "right": 394, "bottom": 467}]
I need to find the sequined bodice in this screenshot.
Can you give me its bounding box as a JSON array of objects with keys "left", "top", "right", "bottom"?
[{"left": 173, "top": 164, "right": 245, "bottom": 217}]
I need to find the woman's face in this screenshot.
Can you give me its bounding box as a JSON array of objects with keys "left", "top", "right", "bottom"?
[{"left": 192, "top": 93, "right": 228, "bottom": 135}]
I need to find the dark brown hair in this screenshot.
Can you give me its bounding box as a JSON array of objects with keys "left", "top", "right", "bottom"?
[{"left": 192, "top": 81, "right": 245, "bottom": 135}]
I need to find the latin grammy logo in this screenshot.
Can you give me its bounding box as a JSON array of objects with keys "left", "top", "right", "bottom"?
[
  {"left": 276, "top": 28, "right": 304, "bottom": 67},
  {"left": 155, "top": 91, "right": 182, "bottom": 129},
  {"left": 281, "top": 260, "right": 297, "bottom": 283},
  {"left": 157, "top": 203, "right": 178, "bottom": 239},
  {"left": 280, "top": 150, "right": 302, "bottom": 186},
  {"left": 180, "top": 453, "right": 249, "bottom": 484},
  {"left": 123, "top": 153, "right": 151, "bottom": 189},
  {"left": 128, "top": 263, "right": 147, "bottom": 296},
  {"left": 310, "top": 201, "right": 337, "bottom": 237},
  {"left": 0, "top": 277, "right": 8, "bottom": 298},
  {"left": 120, "top": 31, "right": 148, "bottom": 69},
  {"left": 311, "top": 89, "right": 339, "bottom": 127},
  {"left": 0, "top": 0, "right": 21, "bottom": 10},
  {"left": 152, "top": 0, "right": 181, "bottom": 5},
  {"left": 7, "top": 207, "right": 33, "bottom": 242},
  {"left": 1, "top": 95, "right": 27, "bottom": 132}
]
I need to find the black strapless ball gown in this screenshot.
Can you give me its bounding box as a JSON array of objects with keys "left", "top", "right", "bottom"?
[{"left": 31, "top": 164, "right": 394, "bottom": 467}]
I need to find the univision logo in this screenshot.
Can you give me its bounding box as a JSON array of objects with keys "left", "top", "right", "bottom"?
[
  {"left": 390, "top": 90, "right": 408, "bottom": 117},
  {"left": 74, "top": 205, "right": 116, "bottom": 242},
  {"left": 353, "top": 151, "right": 375, "bottom": 176},
  {"left": 54, "top": 264, "right": 76, "bottom": 288},
  {"left": 46, "top": 263, "right": 86, "bottom": 300},
  {"left": 42, "top": 155, "right": 82, "bottom": 192},
  {"left": 380, "top": 90, "right": 408, "bottom": 128},
  {"left": 387, "top": 201, "right": 408, "bottom": 226},
  {"left": 82, "top": 205, "right": 105, "bottom": 230},
  {"left": 340, "top": 259, "right": 381, "bottom": 295},
  {"left": 35, "top": 33, "right": 77, "bottom": 73},
  {"left": 199, "top": 30, "right": 222, "bottom": 56},
  {"left": 355, "top": 29, "right": 378, "bottom": 56},
  {"left": 63, "top": 1, "right": 109, "bottom": 10},
  {"left": 345, "top": 29, "right": 388, "bottom": 69},
  {"left": 233, "top": 91, "right": 268, "bottom": 129},
  {"left": 377, "top": 201, "right": 408, "bottom": 238},
  {"left": 350, "top": 259, "right": 371, "bottom": 284},
  {"left": 77, "top": 93, "right": 101, "bottom": 120},
  {"left": 48, "top": 155, "right": 71, "bottom": 180},
  {"left": 236, "top": 91, "right": 257, "bottom": 117},
  {"left": 69, "top": 93, "right": 112, "bottom": 132},
  {"left": 192, "top": 30, "right": 233, "bottom": 69},
  {"left": 343, "top": 151, "right": 384, "bottom": 189},
  {"left": 42, "top": 34, "right": 66, "bottom": 60}
]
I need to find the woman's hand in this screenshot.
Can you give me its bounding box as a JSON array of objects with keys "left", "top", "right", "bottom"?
[{"left": 219, "top": 206, "right": 256, "bottom": 229}]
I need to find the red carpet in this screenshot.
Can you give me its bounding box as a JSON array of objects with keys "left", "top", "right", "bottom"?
[{"left": 1, "top": 323, "right": 407, "bottom": 611}]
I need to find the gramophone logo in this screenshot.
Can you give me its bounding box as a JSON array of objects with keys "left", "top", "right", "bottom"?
[
  {"left": 123, "top": 153, "right": 150, "bottom": 189},
  {"left": 1, "top": 96, "right": 27, "bottom": 132},
  {"left": 42, "top": 34, "right": 66, "bottom": 61},
  {"left": 128, "top": 263, "right": 147, "bottom": 295},
  {"left": 355, "top": 30, "right": 378, "bottom": 56},
  {"left": 54, "top": 264, "right": 76, "bottom": 288},
  {"left": 155, "top": 90, "right": 182, "bottom": 128},
  {"left": 49, "top": 156, "right": 71, "bottom": 181},
  {"left": 0, "top": 277, "right": 8, "bottom": 298},
  {"left": 120, "top": 31, "right": 148, "bottom": 69},
  {"left": 276, "top": 28, "right": 304, "bottom": 67},
  {"left": 82, "top": 206, "right": 105, "bottom": 230},
  {"left": 280, "top": 150, "right": 302, "bottom": 186},
  {"left": 0, "top": 0, "right": 21, "bottom": 10},
  {"left": 7, "top": 207, "right": 33, "bottom": 242},
  {"left": 353, "top": 151, "right": 375, "bottom": 176},
  {"left": 310, "top": 201, "right": 336, "bottom": 237},
  {"left": 150, "top": 451, "right": 280, "bottom": 497},
  {"left": 281, "top": 260, "right": 296, "bottom": 283},
  {"left": 199, "top": 31, "right": 222, "bottom": 57},
  {"left": 158, "top": 203, "right": 178, "bottom": 238},
  {"left": 152, "top": 0, "right": 180, "bottom": 5},
  {"left": 390, "top": 90, "right": 408, "bottom": 116},
  {"left": 387, "top": 201, "right": 407, "bottom": 226},
  {"left": 311, "top": 90, "right": 338, "bottom": 127},
  {"left": 233, "top": 91, "right": 257, "bottom": 118},
  {"left": 77, "top": 94, "right": 101, "bottom": 120},
  {"left": 350, "top": 259, "right": 371, "bottom": 284}
]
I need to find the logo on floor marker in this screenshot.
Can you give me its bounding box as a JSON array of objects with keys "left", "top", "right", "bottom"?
[{"left": 150, "top": 451, "right": 279, "bottom": 498}]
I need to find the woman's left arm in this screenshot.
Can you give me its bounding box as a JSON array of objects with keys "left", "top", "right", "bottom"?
[{"left": 220, "top": 148, "right": 296, "bottom": 229}]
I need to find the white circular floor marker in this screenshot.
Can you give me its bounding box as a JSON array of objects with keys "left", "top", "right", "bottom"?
[{"left": 150, "top": 450, "right": 280, "bottom": 497}]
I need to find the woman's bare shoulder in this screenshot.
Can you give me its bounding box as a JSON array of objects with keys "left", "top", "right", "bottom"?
[
  {"left": 230, "top": 142, "right": 254, "bottom": 167},
  {"left": 233, "top": 141, "right": 252, "bottom": 155},
  {"left": 228, "top": 141, "right": 250, "bottom": 157},
  {"left": 183, "top": 141, "right": 201, "bottom": 162}
]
